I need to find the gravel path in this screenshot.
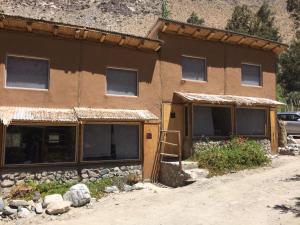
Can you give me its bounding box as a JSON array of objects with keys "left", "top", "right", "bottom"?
[{"left": 9, "top": 156, "right": 300, "bottom": 225}]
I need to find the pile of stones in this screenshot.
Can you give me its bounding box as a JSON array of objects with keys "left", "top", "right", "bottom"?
[
  {"left": 278, "top": 136, "right": 300, "bottom": 156},
  {"left": 0, "top": 183, "right": 92, "bottom": 220}
]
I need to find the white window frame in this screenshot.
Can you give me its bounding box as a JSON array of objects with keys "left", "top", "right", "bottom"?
[
  {"left": 5, "top": 54, "right": 50, "bottom": 91},
  {"left": 181, "top": 55, "right": 207, "bottom": 82},
  {"left": 241, "top": 62, "right": 262, "bottom": 87},
  {"left": 105, "top": 67, "right": 139, "bottom": 97}
]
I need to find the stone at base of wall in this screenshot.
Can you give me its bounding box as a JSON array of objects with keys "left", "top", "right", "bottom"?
[
  {"left": 0, "top": 165, "right": 142, "bottom": 195},
  {"left": 192, "top": 139, "right": 272, "bottom": 156}
]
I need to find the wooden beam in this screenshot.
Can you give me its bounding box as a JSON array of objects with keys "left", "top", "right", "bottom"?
[
  {"left": 261, "top": 42, "right": 271, "bottom": 50},
  {"left": 26, "top": 22, "right": 32, "bottom": 32},
  {"left": 138, "top": 40, "right": 145, "bottom": 49},
  {"left": 155, "top": 45, "right": 161, "bottom": 51},
  {"left": 162, "top": 23, "right": 168, "bottom": 32},
  {"left": 221, "top": 34, "right": 230, "bottom": 42},
  {"left": 249, "top": 40, "right": 258, "bottom": 47},
  {"left": 53, "top": 25, "right": 58, "bottom": 36},
  {"left": 206, "top": 31, "right": 215, "bottom": 40},
  {"left": 75, "top": 29, "right": 81, "bottom": 39},
  {"left": 83, "top": 30, "right": 88, "bottom": 39},
  {"left": 118, "top": 37, "right": 126, "bottom": 46},
  {"left": 177, "top": 25, "right": 185, "bottom": 35},
  {"left": 100, "top": 33, "right": 106, "bottom": 42},
  {"left": 0, "top": 20, "right": 4, "bottom": 29},
  {"left": 192, "top": 28, "right": 201, "bottom": 37},
  {"left": 271, "top": 44, "right": 280, "bottom": 51},
  {"left": 238, "top": 37, "right": 246, "bottom": 45}
]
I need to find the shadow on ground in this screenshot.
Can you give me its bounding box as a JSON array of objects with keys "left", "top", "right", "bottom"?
[{"left": 284, "top": 175, "right": 300, "bottom": 182}]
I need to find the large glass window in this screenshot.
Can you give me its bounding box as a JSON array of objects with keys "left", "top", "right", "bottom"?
[
  {"left": 5, "top": 125, "right": 76, "bottom": 165},
  {"left": 241, "top": 64, "right": 261, "bottom": 86},
  {"left": 193, "top": 106, "right": 232, "bottom": 136},
  {"left": 83, "top": 124, "right": 139, "bottom": 161},
  {"left": 6, "top": 55, "right": 49, "bottom": 89},
  {"left": 236, "top": 108, "right": 266, "bottom": 136},
  {"left": 106, "top": 68, "right": 138, "bottom": 96},
  {"left": 182, "top": 56, "right": 206, "bottom": 81}
]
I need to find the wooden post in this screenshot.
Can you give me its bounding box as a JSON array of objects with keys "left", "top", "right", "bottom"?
[{"left": 270, "top": 107, "right": 278, "bottom": 154}]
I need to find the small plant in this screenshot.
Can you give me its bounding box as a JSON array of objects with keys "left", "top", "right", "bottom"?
[
  {"left": 192, "top": 137, "right": 270, "bottom": 176},
  {"left": 187, "top": 12, "right": 204, "bottom": 25},
  {"left": 161, "top": 0, "right": 170, "bottom": 19}
]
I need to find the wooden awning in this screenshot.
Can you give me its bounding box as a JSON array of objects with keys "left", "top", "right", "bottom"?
[
  {"left": 74, "top": 108, "right": 159, "bottom": 121},
  {"left": 0, "top": 13, "right": 163, "bottom": 52},
  {"left": 147, "top": 18, "right": 288, "bottom": 55},
  {"left": 175, "top": 92, "right": 285, "bottom": 106}
]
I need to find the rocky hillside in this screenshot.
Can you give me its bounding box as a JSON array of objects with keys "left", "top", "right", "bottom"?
[{"left": 0, "top": 0, "right": 297, "bottom": 43}]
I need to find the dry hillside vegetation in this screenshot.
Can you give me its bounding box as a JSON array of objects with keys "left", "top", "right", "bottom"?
[{"left": 0, "top": 0, "right": 297, "bottom": 43}]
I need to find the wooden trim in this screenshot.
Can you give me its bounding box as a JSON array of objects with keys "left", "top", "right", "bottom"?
[{"left": 80, "top": 122, "right": 142, "bottom": 163}]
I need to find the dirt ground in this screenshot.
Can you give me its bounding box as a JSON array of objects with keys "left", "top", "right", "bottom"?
[{"left": 6, "top": 155, "right": 300, "bottom": 225}]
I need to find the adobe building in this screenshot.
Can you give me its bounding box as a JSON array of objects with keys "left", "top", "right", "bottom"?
[{"left": 0, "top": 14, "right": 287, "bottom": 188}]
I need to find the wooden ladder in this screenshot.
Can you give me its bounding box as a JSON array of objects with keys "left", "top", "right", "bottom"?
[{"left": 151, "top": 130, "right": 182, "bottom": 183}]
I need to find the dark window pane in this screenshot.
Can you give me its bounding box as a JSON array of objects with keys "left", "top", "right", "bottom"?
[
  {"left": 236, "top": 108, "right": 266, "bottom": 135},
  {"left": 6, "top": 56, "right": 49, "bottom": 89},
  {"left": 83, "top": 124, "right": 139, "bottom": 161},
  {"left": 106, "top": 68, "right": 137, "bottom": 96},
  {"left": 241, "top": 64, "right": 261, "bottom": 86},
  {"left": 5, "top": 125, "right": 76, "bottom": 165},
  {"left": 193, "top": 106, "right": 232, "bottom": 136},
  {"left": 182, "top": 56, "right": 206, "bottom": 81},
  {"left": 184, "top": 106, "right": 189, "bottom": 136}
]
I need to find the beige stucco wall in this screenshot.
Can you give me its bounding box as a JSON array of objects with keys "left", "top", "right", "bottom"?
[
  {"left": 0, "top": 30, "right": 162, "bottom": 116},
  {"left": 158, "top": 33, "right": 277, "bottom": 102}
]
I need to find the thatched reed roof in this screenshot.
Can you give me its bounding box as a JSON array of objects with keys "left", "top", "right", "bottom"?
[
  {"left": 0, "top": 107, "right": 159, "bottom": 125},
  {"left": 74, "top": 108, "right": 159, "bottom": 121},
  {"left": 175, "top": 92, "right": 284, "bottom": 106},
  {"left": 0, "top": 107, "right": 78, "bottom": 125}
]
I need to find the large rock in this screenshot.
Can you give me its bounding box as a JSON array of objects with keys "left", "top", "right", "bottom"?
[
  {"left": 1, "top": 179, "right": 14, "bottom": 188},
  {"left": 17, "top": 208, "right": 31, "bottom": 218},
  {"left": 0, "top": 198, "right": 4, "bottom": 212},
  {"left": 104, "top": 186, "right": 119, "bottom": 193},
  {"left": 46, "top": 201, "right": 71, "bottom": 215},
  {"left": 63, "top": 183, "right": 91, "bottom": 207},
  {"left": 43, "top": 194, "right": 63, "bottom": 208},
  {"left": 35, "top": 203, "right": 43, "bottom": 214},
  {"left": 3, "top": 206, "right": 17, "bottom": 216},
  {"left": 9, "top": 200, "right": 29, "bottom": 208}
]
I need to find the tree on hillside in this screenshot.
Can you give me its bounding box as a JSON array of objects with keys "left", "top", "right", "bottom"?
[
  {"left": 226, "top": 2, "right": 280, "bottom": 41},
  {"left": 286, "top": 0, "right": 300, "bottom": 27},
  {"left": 278, "top": 33, "right": 300, "bottom": 95},
  {"left": 187, "top": 12, "right": 205, "bottom": 25},
  {"left": 253, "top": 2, "right": 281, "bottom": 41},
  {"left": 225, "top": 5, "right": 254, "bottom": 35},
  {"left": 162, "top": 0, "right": 170, "bottom": 19}
]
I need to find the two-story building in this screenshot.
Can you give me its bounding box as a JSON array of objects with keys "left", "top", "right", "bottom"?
[{"left": 0, "top": 14, "right": 286, "bottom": 186}]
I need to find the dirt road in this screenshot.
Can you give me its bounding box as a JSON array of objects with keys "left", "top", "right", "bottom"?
[{"left": 10, "top": 156, "right": 300, "bottom": 225}]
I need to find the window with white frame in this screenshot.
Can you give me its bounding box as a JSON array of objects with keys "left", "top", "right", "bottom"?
[
  {"left": 106, "top": 68, "right": 138, "bottom": 96},
  {"left": 236, "top": 108, "right": 266, "bottom": 136},
  {"left": 241, "top": 63, "right": 261, "bottom": 86},
  {"left": 6, "top": 55, "right": 49, "bottom": 89},
  {"left": 182, "top": 56, "right": 207, "bottom": 81}
]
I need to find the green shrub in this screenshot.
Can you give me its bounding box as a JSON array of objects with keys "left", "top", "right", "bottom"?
[{"left": 192, "top": 138, "right": 270, "bottom": 176}]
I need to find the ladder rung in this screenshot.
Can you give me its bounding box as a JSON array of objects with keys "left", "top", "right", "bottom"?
[
  {"left": 160, "top": 141, "right": 178, "bottom": 146},
  {"left": 160, "top": 153, "right": 179, "bottom": 157}
]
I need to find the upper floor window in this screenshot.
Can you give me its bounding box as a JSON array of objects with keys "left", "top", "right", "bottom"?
[
  {"left": 241, "top": 63, "right": 261, "bottom": 86},
  {"left": 182, "top": 56, "right": 207, "bottom": 81},
  {"left": 6, "top": 55, "right": 49, "bottom": 90},
  {"left": 106, "top": 68, "right": 138, "bottom": 96}
]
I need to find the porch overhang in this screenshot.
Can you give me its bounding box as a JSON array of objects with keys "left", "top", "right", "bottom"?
[
  {"left": 74, "top": 108, "right": 159, "bottom": 122},
  {"left": 0, "top": 107, "right": 159, "bottom": 126},
  {"left": 175, "top": 92, "right": 285, "bottom": 107},
  {"left": 0, "top": 106, "right": 78, "bottom": 126}
]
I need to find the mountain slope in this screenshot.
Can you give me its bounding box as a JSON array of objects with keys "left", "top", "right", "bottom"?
[{"left": 0, "top": 0, "right": 296, "bottom": 43}]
